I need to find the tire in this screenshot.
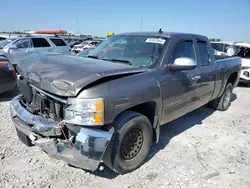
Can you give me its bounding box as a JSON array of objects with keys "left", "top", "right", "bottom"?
[
  {"left": 209, "top": 83, "right": 233, "bottom": 111},
  {"left": 103, "top": 111, "right": 153, "bottom": 174}
]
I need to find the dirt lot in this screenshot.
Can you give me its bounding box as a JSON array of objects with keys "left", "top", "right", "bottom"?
[{"left": 0, "top": 86, "right": 249, "bottom": 188}]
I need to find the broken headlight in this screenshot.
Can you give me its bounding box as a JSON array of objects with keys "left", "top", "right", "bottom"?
[{"left": 64, "top": 98, "right": 104, "bottom": 126}]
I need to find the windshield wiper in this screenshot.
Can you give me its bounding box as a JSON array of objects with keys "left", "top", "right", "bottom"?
[
  {"left": 102, "top": 58, "right": 132, "bottom": 65},
  {"left": 87, "top": 55, "right": 99, "bottom": 59}
]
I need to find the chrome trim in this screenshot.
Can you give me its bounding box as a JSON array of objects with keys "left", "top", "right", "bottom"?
[
  {"left": 10, "top": 95, "right": 61, "bottom": 136},
  {"left": 10, "top": 95, "right": 114, "bottom": 171},
  {"left": 30, "top": 84, "right": 67, "bottom": 104}
]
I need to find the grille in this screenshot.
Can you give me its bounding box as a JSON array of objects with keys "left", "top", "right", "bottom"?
[{"left": 18, "top": 77, "right": 65, "bottom": 120}]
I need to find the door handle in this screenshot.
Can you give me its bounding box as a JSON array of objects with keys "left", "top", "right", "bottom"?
[
  {"left": 192, "top": 75, "right": 201, "bottom": 81},
  {"left": 48, "top": 49, "right": 52, "bottom": 52}
]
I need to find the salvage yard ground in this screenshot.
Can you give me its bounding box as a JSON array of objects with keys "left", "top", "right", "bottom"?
[{"left": 0, "top": 86, "right": 249, "bottom": 188}]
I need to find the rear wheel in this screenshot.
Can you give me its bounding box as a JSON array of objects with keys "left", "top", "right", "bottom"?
[
  {"left": 209, "top": 83, "right": 233, "bottom": 111},
  {"left": 103, "top": 111, "right": 153, "bottom": 174}
]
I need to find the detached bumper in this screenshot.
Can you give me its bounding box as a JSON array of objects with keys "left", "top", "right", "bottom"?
[{"left": 10, "top": 95, "right": 113, "bottom": 171}]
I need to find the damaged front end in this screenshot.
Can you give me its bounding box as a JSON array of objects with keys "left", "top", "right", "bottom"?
[{"left": 10, "top": 84, "right": 113, "bottom": 171}]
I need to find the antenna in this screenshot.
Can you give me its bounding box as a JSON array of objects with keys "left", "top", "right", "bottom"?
[{"left": 159, "top": 28, "right": 163, "bottom": 33}]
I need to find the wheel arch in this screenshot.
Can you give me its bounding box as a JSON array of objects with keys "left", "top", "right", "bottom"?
[{"left": 111, "top": 101, "right": 160, "bottom": 143}]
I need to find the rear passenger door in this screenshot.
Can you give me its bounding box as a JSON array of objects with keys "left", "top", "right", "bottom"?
[
  {"left": 31, "top": 38, "right": 53, "bottom": 53},
  {"left": 195, "top": 39, "right": 217, "bottom": 106}
]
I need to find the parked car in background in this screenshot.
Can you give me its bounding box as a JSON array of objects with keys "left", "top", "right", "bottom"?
[
  {"left": 71, "top": 40, "right": 101, "bottom": 54},
  {"left": 68, "top": 39, "right": 83, "bottom": 48},
  {"left": 212, "top": 42, "right": 250, "bottom": 86},
  {"left": 11, "top": 31, "right": 241, "bottom": 174},
  {"left": 211, "top": 41, "right": 236, "bottom": 56},
  {"left": 227, "top": 43, "right": 250, "bottom": 86},
  {"left": 0, "top": 56, "right": 16, "bottom": 94},
  {"left": 0, "top": 36, "right": 71, "bottom": 67},
  {"left": 0, "top": 38, "right": 17, "bottom": 49}
]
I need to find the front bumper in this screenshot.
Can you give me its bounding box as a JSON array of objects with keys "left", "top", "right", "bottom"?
[{"left": 10, "top": 95, "right": 113, "bottom": 171}]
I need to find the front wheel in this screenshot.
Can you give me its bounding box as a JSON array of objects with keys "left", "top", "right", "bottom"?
[
  {"left": 209, "top": 83, "right": 233, "bottom": 111},
  {"left": 103, "top": 111, "right": 153, "bottom": 174}
]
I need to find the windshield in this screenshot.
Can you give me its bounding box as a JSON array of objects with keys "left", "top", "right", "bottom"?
[
  {"left": 0, "top": 38, "right": 16, "bottom": 48},
  {"left": 88, "top": 35, "right": 168, "bottom": 68},
  {"left": 4, "top": 38, "right": 31, "bottom": 49}
]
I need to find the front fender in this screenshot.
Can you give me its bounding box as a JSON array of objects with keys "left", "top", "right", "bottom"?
[
  {"left": 104, "top": 72, "right": 162, "bottom": 126},
  {"left": 76, "top": 71, "right": 162, "bottom": 141}
]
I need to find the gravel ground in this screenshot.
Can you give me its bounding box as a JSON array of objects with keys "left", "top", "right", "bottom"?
[{"left": 0, "top": 86, "right": 249, "bottom": 188}]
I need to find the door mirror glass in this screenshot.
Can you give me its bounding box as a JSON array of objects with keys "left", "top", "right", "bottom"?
[{"left": 168, "top": 57, "right": 197, "bottom": 71}]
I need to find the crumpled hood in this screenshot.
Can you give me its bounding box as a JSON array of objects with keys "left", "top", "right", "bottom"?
[{"left": 17, "top": 53, "right": 147, "bottom": 97}]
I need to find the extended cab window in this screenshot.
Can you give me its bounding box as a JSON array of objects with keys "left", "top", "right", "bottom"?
[
  {"left": 197, "top": 41, "right": 210, "bottom": 66},
  {"left": 172, "top": 41, "right": 195, "bottom": 60},
  {"left": 32, "top": 38, "right": 51, "bottom": 48},
  {"left": 50, "top": 38, "right": 67, "bottom": 46}
]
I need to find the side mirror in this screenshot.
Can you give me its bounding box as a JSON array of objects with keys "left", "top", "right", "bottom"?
[
  {"left": 9, "top": 44, "right": 17, "bottom": 49},
  {"left": 168, "top": 57, "right": 197, "bottom": 71}
]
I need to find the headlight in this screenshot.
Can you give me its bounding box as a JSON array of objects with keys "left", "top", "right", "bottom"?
[
  {"left": 242, "top": 66, "right": 250, "bottom": 70},
  {"left": 64, "top": 98, "right": 104, "bottom": 126}
]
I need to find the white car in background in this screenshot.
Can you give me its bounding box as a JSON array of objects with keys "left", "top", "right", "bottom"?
[
  {"left": 212, "top": 41, "right": 250, "bottom": 86},
  {"left": 211, "top": 41, "right": 236, "bottom": 56},
  {"left": 229, "top": 43, "right": 250, "bottom": 86},
  {"left": 71, "top": 40, "right": 100, "bottom": 54},
  {"left": 0, "top": 36, "right": 71, "bottom": 67}
]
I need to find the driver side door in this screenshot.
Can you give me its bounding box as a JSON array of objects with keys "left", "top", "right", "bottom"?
[{"left": 160, "top": 38, "right": 201, "bottom": 124}]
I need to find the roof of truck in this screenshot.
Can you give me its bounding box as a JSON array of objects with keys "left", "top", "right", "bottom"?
[{"left": 117, "top": 31, "right": 206, "bottom": 38}]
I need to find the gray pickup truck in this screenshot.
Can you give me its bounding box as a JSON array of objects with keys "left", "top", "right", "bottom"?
[{"left": 10, "top": 31, "right": 241, "bottom": 174}]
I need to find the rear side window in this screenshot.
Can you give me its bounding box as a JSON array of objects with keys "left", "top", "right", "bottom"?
[
  {"left": 197, "top": 41, "right": 210, "bottom": 66},
  {"left": 32, "top": 38, "right": 51, "bottom": 48},
  {"left": 50, "top": 38, "right": 67, "bottom": 46},
  {"left": 172, "top": 41, "right": 195, "bottom": 60}
]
